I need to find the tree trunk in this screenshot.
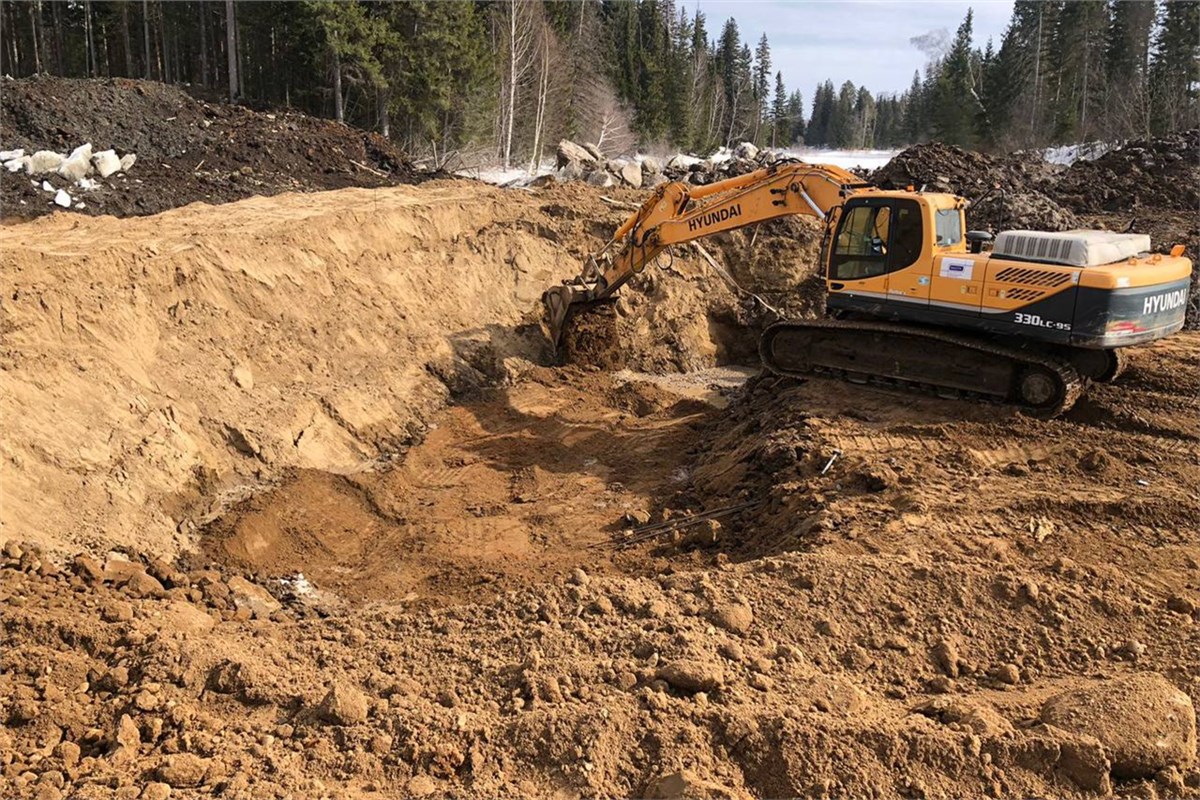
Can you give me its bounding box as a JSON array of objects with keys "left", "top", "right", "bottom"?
[
  {"left": 28, "top": 2, "right": 41, "bottom": 73},
  {"left": 224, "top": 0, "right": 237, "bottom": 101},
  {"left": 158, "top": 0, "right": 169, "bottom": 82},
  {"left": 51, "top": 0, "right": 64, "bottom": 74},
  {"left": 84, "top": 0, "right": 97, "bottom": 77},
  {"left": 503, "top": 4, "right": 518, "bottom": 169},
  {"left": 528, "top": 27, "right": 550, "bottom": 175},
  {"left": 198, "top": 1, "right": 208, "bottom": 88},
  {"left": 121, "top": 2, "right": 132, "bottom": 76},
  {"left": 331, "top": 36, "right": 343, "bottom": 123},
  {"left": 142, "top": 0, "right": 152, "bottom": 78},
  {"left": 377, "top": 85, "right": 390, "bottom": 138}
]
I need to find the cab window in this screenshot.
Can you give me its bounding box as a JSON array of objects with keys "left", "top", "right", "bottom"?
[
  {"left": 935, "top": 209, "right": 963, "bottom": 247},
  {"left": 832, "top": 204, "right": 891, "bottom": 279},
  {"left": 831, "top": 199, "right": 923, "bottom": 280}
]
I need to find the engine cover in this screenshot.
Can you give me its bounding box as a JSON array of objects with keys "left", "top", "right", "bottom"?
[{"left": 993, "top": 229, "right": 1151, "bottom": 267}]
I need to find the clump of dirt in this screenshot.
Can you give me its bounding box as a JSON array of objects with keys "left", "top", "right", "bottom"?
[
  {"left": 0, "top": 75, "right": 423, "bottom": 219},
  {"left": 874, "top": 142, "right": 1079, "bottom": 232},
  {"left": 1050, "top": 129, "right": 1200, "bottom": 213}
]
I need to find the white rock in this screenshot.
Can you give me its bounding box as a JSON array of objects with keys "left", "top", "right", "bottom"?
[
  {"left": 0, "top": 148, "right": 23, "bottom": 161},
  {"left": 5, "top": 156, "right": 29, "bottom": 173},
  {"left": 77, "top": 177, "right": 98, "bottom": 191},
  {"left": 54, "top": 189, "right": 72, "bottom": 208},
  {"left": 41, "top": 180, "right": 54, "bottom": 192},
  {"left": 69, "top": 142, "right": 93, "bottom": 161},
  {"left": 119, "top": 153, "right": 137, "bottom": 172},
  {"left": 58, "top": 151, "right": 92, "bottom": 181},
  {"left": 27, "top": 150, "right": 64, "bottom": 175},
  {"left": 733, "top": 141, "right": 759, "bottom": 160},
  {"left": 92, "top": 149, "right": 121, "bottom": 178}
]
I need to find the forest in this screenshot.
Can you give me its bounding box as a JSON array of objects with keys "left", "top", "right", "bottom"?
[{"left": 1, "top": 0, "right": 1197, "bottom": 166}]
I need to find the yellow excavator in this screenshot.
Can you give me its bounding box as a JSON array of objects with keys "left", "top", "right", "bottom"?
[{"left": 543, "top": 161, "right": 1193, "bottom": 416}]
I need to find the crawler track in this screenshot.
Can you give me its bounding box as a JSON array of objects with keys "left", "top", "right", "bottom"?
[{"left": 760, "top": 319, "right": 1085, "bottom": 418}]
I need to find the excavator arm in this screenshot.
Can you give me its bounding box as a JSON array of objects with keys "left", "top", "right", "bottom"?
[{"left": 544, "top": 160, "right": 874, "bottom": 344}]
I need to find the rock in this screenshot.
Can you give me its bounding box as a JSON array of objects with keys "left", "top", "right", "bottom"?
[
  {"left": 231, "top": 364, "right": 254, "bottom": 390},
  {"left": 226, "top": 576, "right": 281, "bottom": 619},
  {"left": 712, "top": 602, "right": 753, "bottom": 634},
  {"left": 157, "top": 601, "right": 216, "bottom": 636},
  {"left": 682, "top": 519, "right": 722, "bottom": 548},
  {"left": 155, "top": 754, "right": 211, "bottom": 788},
  {"left": 586, "top": 170, "right": 615, "bottom": 188},
  {"left": 141, "top": 783, "right": 172, "bottom": 800},
  {"left": 622, "top": 509, "right": 651, "bottom": 527},
  {"left": 91, "top": 149, "right": 121, "bottom": 178},
  {"left": 992, "top": 663, "right": 1021, "bottom": 685},
  {"left": 27, "top": 150, "right": 64, "bottom": 175},
  {"left": 556, "top": 140, "right": 597, "bottom": 170},
  {"left": 568, "top": 567, "right": 589, "bottom": 586},
  {"left": 53, "top": 189, "right": 72, "bottom": 208},
  {"left": 1040, "top": 673, "right": 1197, "bottom": 778},
  {"left": 58, "top": 144, "right": 93, "bottom": 181},
  {"left": 932, "top": 638, "right": 960, "bottom": 678},
  {"left": 406, "top": 775, "right": 438, "bottom": 797},
  {"left": 316, "top": 681, "right": 369, "bottom": 725},
  {"left": 0, "top": 148, "right": 23, "bottom": 161},
  {"left": 733, "top": 142, "right": 759, "bottom": 160},
  {"left": 641, "top": 156, "right": 662, "bottom": 175},
  {"left": 72, "top": 555, "right": 104, "bottom": 583},
  {"left": 582, "top": 142, "right": 604, "bottom": 161},
  {"left": 119, "top": 153, "right": 137, "bottom": 172},
  {"left": 1167, "top": 594, "right": 1197, "bottom": 616},
  {"left": 647, "top": 769, "right": 741, "bottom": 799},
  {"left": 124, "top": 571, "right": 166, "bottom": 598},
  {"left": 657, "top": 659, "right": 725, "bottom": 693},
  {"left": 53, "top": 741, "right": 81, "bottom": 770},
  {"left": 1055, "top": 732, "right": 1113, "bottom": 793},
  {"left": 619, "top": 161, "right": 643, "bottom": 188},
  {"left": 558, "top": 161, "right": 583, "bottom": 182},
  {"left": 101, "top": 600, "right": 135, "bottom": 623},
  {"left": 4, "top": 156, "right": 27, "bottom": 172}
]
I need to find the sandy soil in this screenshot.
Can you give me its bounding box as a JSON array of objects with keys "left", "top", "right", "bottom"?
[{"left": 2, "top": 175, "right": 1199, "bottom": 799}]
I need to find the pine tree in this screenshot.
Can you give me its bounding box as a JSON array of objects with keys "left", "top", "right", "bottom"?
[
  {"left": 753, "top": 32, "right": 771, "bottom": 144},
  {"left": 932, "top": 8, "right": 980, "bottom": 146},
  {"left": 807, "top": 79, "right": 834, "bottom": 146},
  {"left": 786, "top": 89, "right": 805, "bottom": 145},
  {"left": 770, "top": 71, "right": 787, "bottom": 147},
  {"left": 1149, "top": 0, "right": 1200, "bottom": 133},
  {"left": 903, "top": 70, "right": 926, "bottom": 143},
  {"left": 1048, "top": 0, "right": 1108, "bottom": 142},
  {"left": 1105, "top": 0, "right": 1155, "bottom": 137}
]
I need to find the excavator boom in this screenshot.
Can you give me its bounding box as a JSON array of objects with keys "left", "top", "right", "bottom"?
[{"left": 544, "top": 161, "right": 872, "bottom": 344}]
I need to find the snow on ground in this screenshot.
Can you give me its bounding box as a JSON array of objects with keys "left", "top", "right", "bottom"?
[
  {"left": 1040, "top": 141, "right": 1114, "bottom": 165},
  {"left": 773, "top": 147, "right": 900, "bottom": 170},
  {"left": 455, "top": 162, "right": 553, "bottom": 186}
]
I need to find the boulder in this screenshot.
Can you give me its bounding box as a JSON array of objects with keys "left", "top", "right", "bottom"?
[
  {"left": 0, "top": 148, "right": 23, "bottom": 161},
  {"left": 58, "top": 143, "right": 93, "bottom": 181},
  {"left": 712, "top": 602, "right": 754, "bottom": 634},
  {"left": 586, "top": 171, "right": 615, "bottom": 188},
  {"left": 1040, "top": 673, "right": 1197, "bottom": 778},
  {"left": 733, "top": 142, "right": 759, "bottom": 160},
  {"left": 4, "top": 156, "right": 27, "bottom": 173},
  {"left": 558, "top": 162, "right": 583, "bottom": 182},
  {"left": 619, "top": 161, "right": 643, "bottom": 189},
  {"left": 155, "top": 754, "right": 211, "bottom": 788},
  {"left": 91, "top": 149, "right": 122, "bottom": 178},
  {"left": 53, "top": 189, "right": 72, "bottom": 209},
  {"left": 119, "top": 153, "right": 137, "bottom": 172},
  {"left": 583, "top": 142, "right": 605, "bottom": 161},
  {"left": 641, "top": 156, "right": 662, "bottom": 175},
  {"left": 556, "top": 140, "right": 597, "bottom": 170},
  {"left": 27, "top": 151, "right": 64, "bottom": 175}
]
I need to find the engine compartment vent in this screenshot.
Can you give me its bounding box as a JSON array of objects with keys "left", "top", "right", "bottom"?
[
  {"left": 993, "top": 229, "right": 1151, "bottom": 267},
  {"left": 993, "top": 267, "right": 1072, "bottom": 287}
]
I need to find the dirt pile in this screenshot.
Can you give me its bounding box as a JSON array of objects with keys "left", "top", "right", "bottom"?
[
  {"left": 873, "top": 142, "right": 1078, "bottom": 232},
  {"left": 1051, "top": 129, "right": 1200, "bottom": 213},
  {"left": 0, "top": 75, "right": 422, "bottom": 219}
]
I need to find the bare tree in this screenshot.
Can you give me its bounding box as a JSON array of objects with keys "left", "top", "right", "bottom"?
[
  {"left": 527, "top": 20, "right": 553, "bottom": 174},
  {"left": 499, "top": 0, "right": 537, "bottom": 169}
]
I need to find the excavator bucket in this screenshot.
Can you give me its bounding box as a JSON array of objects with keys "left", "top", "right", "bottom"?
[{"left": 543, "top": 284, "right": 589, "bottom": 348}]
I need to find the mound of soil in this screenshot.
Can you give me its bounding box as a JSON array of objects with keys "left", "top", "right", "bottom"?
[
  {"left": 873, "top": 142, "right": 1078, "bottom": 232},
  {"left": 0, "top": 75, "right": 423, "bottom": 219},
  {"left": 1050, "top": 129, "right": 1200, "bottom": 213}
]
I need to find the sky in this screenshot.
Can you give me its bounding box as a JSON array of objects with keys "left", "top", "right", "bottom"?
[{"left": 692, "top": 0, "right": 1015, "bottom": 101}]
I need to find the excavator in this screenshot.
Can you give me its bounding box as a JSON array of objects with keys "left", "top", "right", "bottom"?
[{"left": 543, "top": 160, "right": 1193, "bottom": 416}]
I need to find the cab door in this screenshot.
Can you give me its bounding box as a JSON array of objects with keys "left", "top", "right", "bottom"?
[
  {"left": 827, "top": 199, "right": 893, "bottom": 306},
  {"left": 879, "top": 198, "right": 929, "bottom": 307}
]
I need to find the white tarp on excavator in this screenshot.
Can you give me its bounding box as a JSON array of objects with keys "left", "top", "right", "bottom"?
[{"left": 993, "top": 229, "right": 1151, "bottom": 267}]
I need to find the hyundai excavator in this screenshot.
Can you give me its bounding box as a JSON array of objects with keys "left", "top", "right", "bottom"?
[{"left": 543, "top": 160, "right": 1193, "bottom": 417}]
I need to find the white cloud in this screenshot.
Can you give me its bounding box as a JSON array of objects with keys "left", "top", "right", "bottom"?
[{"left": 691, "top": 0, "right": 1013, "bottom": 104}]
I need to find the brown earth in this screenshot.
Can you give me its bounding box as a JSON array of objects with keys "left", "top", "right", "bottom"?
[
  {"left": 0, "top": 76, "right": 423, "bottom": 220},
  {"left": 4, "top": 121, "right": 1200, "bottom": 798}
]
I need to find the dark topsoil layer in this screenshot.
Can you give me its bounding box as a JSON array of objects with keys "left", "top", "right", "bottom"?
[{"left": 1, "top": 75, "right": 426, "bottom": 219}]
